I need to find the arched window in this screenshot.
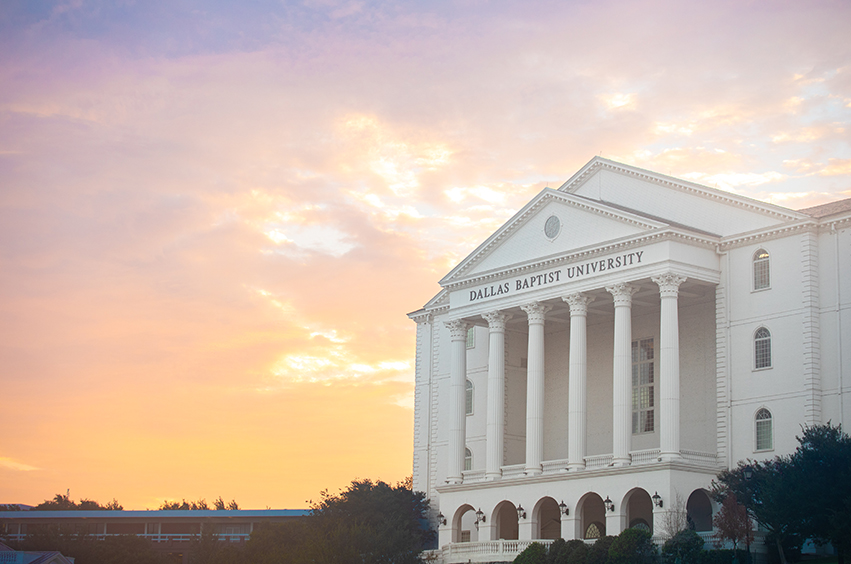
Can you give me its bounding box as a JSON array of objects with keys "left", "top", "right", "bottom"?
[
  {"left": 753, "top": 249, "right": 770, "bottom": 290},
  {"left": 464, "top": 448, "right": 472, "bottom": 471},
  {"left": 585, "top": 522, "right": 604, "bottom": 539},
  {"left": 754, "top": 327, "right": 772, "bottom": 369},
  {"left": 465, "top": 380, "right": 473, "bottom": 415},
  {"left": 755, "top": 408, "right": 773, "bottom": 451}
]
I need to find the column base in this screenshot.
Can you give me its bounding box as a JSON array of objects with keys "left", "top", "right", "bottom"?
[
  {"left": 524, "top": 466, "right": 542, "bottom": 476},
  {"left": 659, "top": 451, "right": 682, "bottom": 462},
  {"left": 446, "top": 476, "right": 463, "bottom": 485},
  {"left": 485, "top": 472, "right": 502, "bottom": 481},
  {"left": 611, "top": 457, "right": 631, "bottom": 467},
  {"left": 567, "top": 462, "right": 586, "bottom": 471}
]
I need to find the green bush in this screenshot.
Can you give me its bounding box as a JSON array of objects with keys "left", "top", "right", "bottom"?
[
  {"left": 586, "top": 535, "right": 615, "bottom": 564},
  {"left": 661, "top": 530, "right": 704, "bottom": 564},
  {"left": 608, "top": 528, "right": 657, "bottom": 564},
  {"left": 547, "top": 538, "right": 566, "bottom": 564},
  {"left": 513, "top": 542, "right": 548, "bottom": 564},
  {"left": 563, "top": 541, "right": 588, "bottom": 564}
]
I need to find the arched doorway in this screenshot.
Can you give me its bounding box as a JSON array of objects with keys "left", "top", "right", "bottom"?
[
  {"left": 534, "top": 497, "right": 561, "bottom": 539},
  {"left": 687, "top": 490, "right": 713, "bottom": 532},
  {"left": 625, "top": 488, "right": 653, "bottom": 534},
  {"left": 578, "top": 493, "right": 606, "bottom": 539},
  {"left": 493, "top": 501, "right": 519, "bottom": 540},
  {"left": 452, "top": 504, "right": 478, "bottom": 543}
]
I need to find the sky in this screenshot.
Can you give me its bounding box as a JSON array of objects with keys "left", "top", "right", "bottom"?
[{"left": 1, "top": 0, "right": 850, "bottom": 510}]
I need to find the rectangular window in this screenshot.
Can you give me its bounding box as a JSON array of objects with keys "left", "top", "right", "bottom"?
[
  {"left": 632, "top": 338, "right": 655, "bottom": 434},
  {"left": 466, "top": 327, "right": 475, "bottom": 349},
  {"left": 461, "top": 530, "right": 471, "bottom": 543}
]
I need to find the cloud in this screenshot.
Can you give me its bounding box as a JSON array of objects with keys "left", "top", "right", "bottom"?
[{"left": 0, "top": 457, "right": 39, "bottom": 472}]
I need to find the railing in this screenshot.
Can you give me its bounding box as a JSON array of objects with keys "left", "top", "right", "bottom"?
[
  {"left": 0, "top": 553, "right": 21, "bottom": 564},
  {"left": 461, "top": 469, "right": 486, "bottom": 483},
  {"left": 584, "top": 454, "right": 613, "bottom": 469},
  {"left": 630, "top": 449, "right": 661, "bottom": 464},
  {"left": 542, "top": 459, "right": 569, "bottom": 474},
  {"left": 445, "top": 539, "right": 555, "bottom": 563},
  {"left": 501, "top": 463, "right": 526, "bottom": 479},
  {"left": 681, "top": 450, "right": 720, "bottom": 466},
  {"left": 0, "top": 532, "right": 250, "bottom": 544}
]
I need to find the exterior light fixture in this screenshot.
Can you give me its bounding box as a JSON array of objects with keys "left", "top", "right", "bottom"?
[
  {"left": 437, "top": 512, "right": 447, "bottom": 526},
  {"left": 558, "top": 501, "right": 569, "bottom": 516},
  {"left": 474, "top": 508, "right": 486, "bottom": 530},
  {"left": 743, "top": 466, "right": 754, "bottom": 481},
  {"left": 604, "top": 496, "right": 614, "bottom": 512},
  {"left": 652, "top": 492, "right": 663, "bottom": 508},
  {"left": 516, "top": 505, "right": 526, "bottom": 519}
]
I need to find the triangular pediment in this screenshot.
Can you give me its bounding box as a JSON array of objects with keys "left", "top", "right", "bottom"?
[
  {"left": 440, "top": 189, "right": 666, "bottom": 285},
  {"left": 559, "top": 157, "right": 805, "bottom": 236}
]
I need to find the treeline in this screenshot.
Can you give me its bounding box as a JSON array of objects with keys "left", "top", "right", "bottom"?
[
  {"left": 158, "top": 497, "right": 239, "bottom": 511},
  {"left": 0, "top": 494, "right": 241, "bottom": 512}
]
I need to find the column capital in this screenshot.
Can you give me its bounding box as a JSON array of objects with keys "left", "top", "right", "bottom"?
[
  {"left": 652, "top": 273, "right": 687, "bottom": 298},
  {"left": 563, "top": 292, "right": 594, "bottom": 315},
  {"left": 444, "top": 319, "right": 470, "bottom": 341},
  {"left": 482, "top": 311, "right": 512, "bottom": 332},
  {"left": 606, "top": 283, "right": 639, "bottom": 306},
  {"left": 520, "top": 302, "right": 552, "bottom": 324}
]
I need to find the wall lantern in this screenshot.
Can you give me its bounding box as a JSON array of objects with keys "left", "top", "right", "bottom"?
[
  {"left": 743, "top": 466, "right": 754, "bottom": 481},
  {"left": 474, "top": 508, "right": 486, "bottom": 530},
  {"left": 558, "top": 500, "right": 569, "bottom": 516},
  {"left": 652, "top": 492, "right": 663, "bottom": 508},
  {"left": 604, "top": 496, "right": 614, "bottom": 512},
  {"left": 437, "top": 512, "right": 447, "bottom": 525},
  {"left": 516, "top": 505, "right": 526, "bottom": 520}
]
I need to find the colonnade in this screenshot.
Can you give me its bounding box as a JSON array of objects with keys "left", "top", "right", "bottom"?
[{"left": 444, "top": 272, "right": 687, "bottom": 483}]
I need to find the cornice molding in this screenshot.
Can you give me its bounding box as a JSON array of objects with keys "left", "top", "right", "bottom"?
[
  {"left": 442, "top": 228, "right": 718, "bottom": 292},
  {"left": 718, "top": 219, "right": 819, "bottom": 250},
  {"left": 559, "top": 158, "right": 802, "bottom": 222}
]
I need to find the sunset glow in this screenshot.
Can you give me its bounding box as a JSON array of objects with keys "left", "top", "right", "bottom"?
[{"left": 1, "top": 0, "right": 850, "bottom": 510}]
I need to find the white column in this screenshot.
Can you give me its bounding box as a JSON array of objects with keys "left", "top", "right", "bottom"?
[
  {"left": 563, "top": 292, "right": 593, "bottom": 471},
  {"left": 653, "top": 273, "right": 687, "bottom": 461},
  {"left": 483, "top": 311, "right": 511, "bottom": 480},
  {"left": 606, "top": 283, "right": 638, "bottom": 467},
  {"left": 520, "top": 302, "right": 551, "bottom": 476},
  {"left": 445, "top": 319, "right": 469, "bottom": 484}
]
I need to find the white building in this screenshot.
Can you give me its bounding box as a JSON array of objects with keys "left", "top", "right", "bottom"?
[{"left": 407, "top": 157, "right": 851, "bottom": 562}]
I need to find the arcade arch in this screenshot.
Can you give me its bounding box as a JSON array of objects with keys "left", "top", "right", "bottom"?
[
  {"left": 492, "top": 501, "right": 519, "bottom": 540},
  {"left": 624, "top": 488, "right": 654, "bottom": 533},
  {"left": 577, "top": 493, "right": 606, "bottom": 540},
  {"left": 687, "top": 489, "right": 714, "bottom": 532},
  {"left": 452, "top": 504, "right": 478, "bottom": 543},
  {"left": 533, "top": 497, "right": 561, "bottom": 540}
]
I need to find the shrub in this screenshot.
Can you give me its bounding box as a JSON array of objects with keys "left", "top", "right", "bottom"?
[
  {"left": 662, "top": 529, "right": 704, "bottom": 564},
  {"left": 563, "top": 541, "right": 588, "bottom": 564},
  {"left": 586, "top": 535, "right": 615, "bottom": 564},
  {"left": 547, "top": 538, "right": 566, "bottom": 564},
  {"left": 513, "top": 542, "right": 548, "bottom": 564},
  {"left": 608, "top": 528, "right": 657, "bottom": 564}
]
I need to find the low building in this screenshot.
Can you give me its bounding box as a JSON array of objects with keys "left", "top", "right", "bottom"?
[{"left": 0, "top": 509, "right": 308, "bottom": 563}]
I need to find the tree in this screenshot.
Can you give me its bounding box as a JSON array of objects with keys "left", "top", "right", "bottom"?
[
  {"left": 213, "top": 496, "right": 239, "bottom": 510},
  {"left": 713, "top": 458, "right": 803, "bottom": 564},
  {"left": 659, "top": 492, "right": 689, "bottom": 539},
  {"left": 790, "top": 423, "right": 851, "bottom": 564},
  {"left": 712, "top": 493, "right": 753, "bottom": 556}
]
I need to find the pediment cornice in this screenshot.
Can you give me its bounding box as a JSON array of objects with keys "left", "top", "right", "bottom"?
[
  {"left": 439, "top": 189, "right": 665, "bottom": 286},
  {"left": 442, "top": 228, "right": 718, "bottom": 291},
  {"left": 560, "top": 157, "right": 805, "bottom": 222}
]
